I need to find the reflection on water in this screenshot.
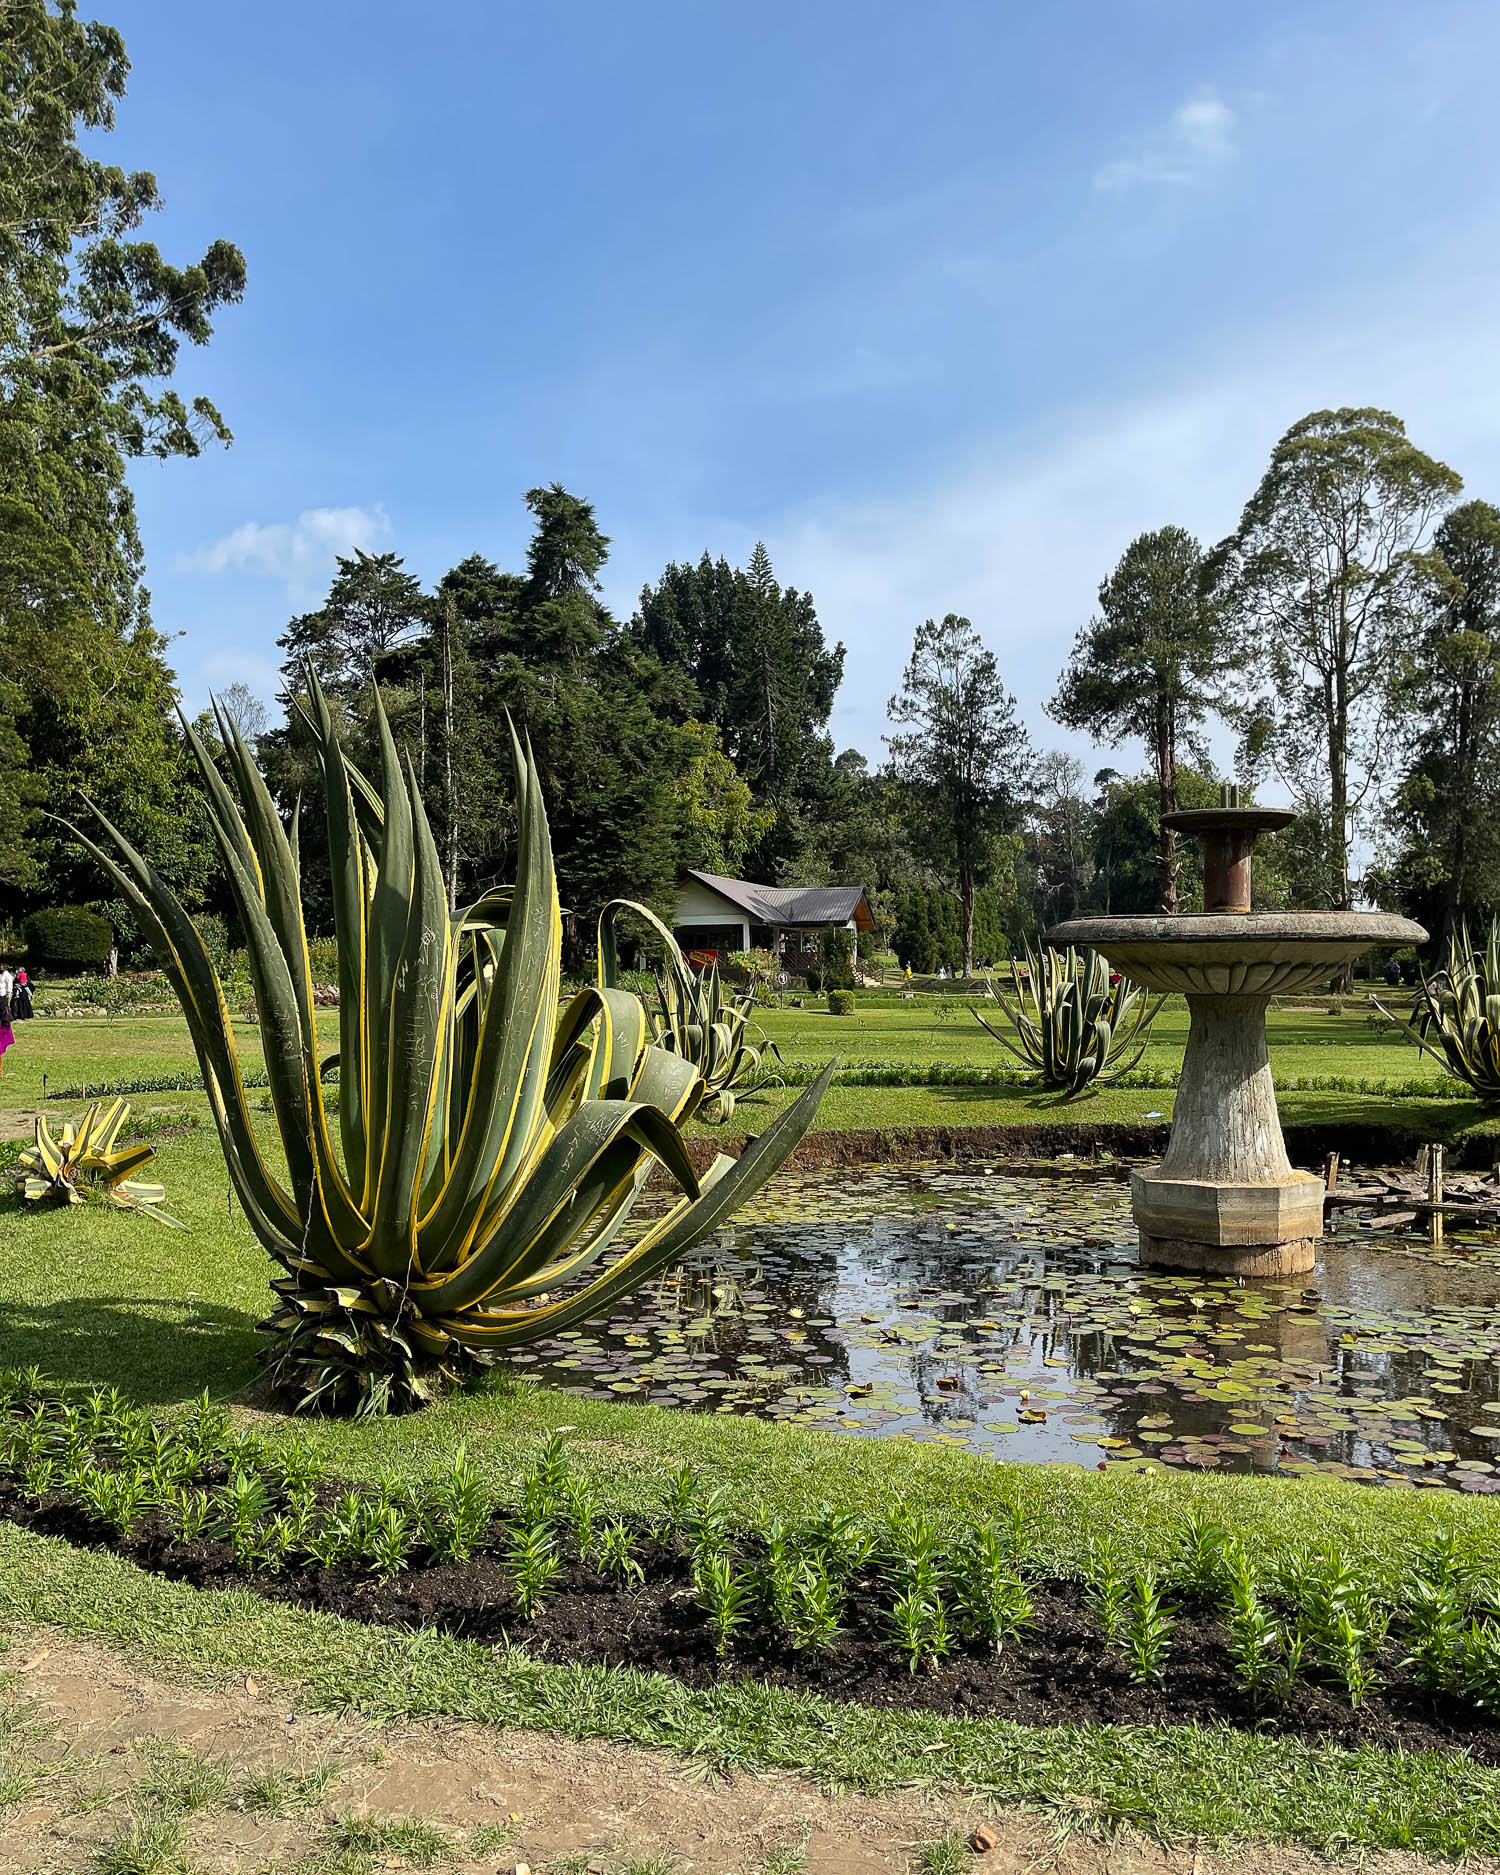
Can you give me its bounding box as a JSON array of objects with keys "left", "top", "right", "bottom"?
[{"left": 502, "top": 1167, "right": 1500, "bottom": 1492}]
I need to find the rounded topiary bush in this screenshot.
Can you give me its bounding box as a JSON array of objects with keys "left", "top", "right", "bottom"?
[
  {"left": 21, "top": 906, "right": 114, "bottom": 971},
  {"left": 827, "top": 988, "right": 856, "bottom": 1016}
]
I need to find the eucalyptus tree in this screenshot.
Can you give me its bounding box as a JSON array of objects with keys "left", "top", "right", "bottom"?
[
  {"left": 1383, "top": 499, "right": 1500, "bottom": 938},
  {"left": 1210, "top": 408, "right": 1460, "bottom": 915},
  {"left": 1049, "top": 525, "right": 1223, "bottom": 913},
  {"left": 886, "top": 613, "right": 1029, "bottom": 976}
]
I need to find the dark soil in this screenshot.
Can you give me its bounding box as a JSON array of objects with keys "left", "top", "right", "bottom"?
[{"left": 4, "top": 1484, "right": 1497, "bottom": 1763}]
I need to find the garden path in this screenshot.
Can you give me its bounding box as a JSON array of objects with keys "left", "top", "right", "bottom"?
[{"left": 0, "top": 1635, "right": 1484, "bottom": 1875}]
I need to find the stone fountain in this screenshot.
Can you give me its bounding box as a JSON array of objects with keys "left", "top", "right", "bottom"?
[{"left": 1047, "top": 793, "right": 1426, "bottom": 1276}]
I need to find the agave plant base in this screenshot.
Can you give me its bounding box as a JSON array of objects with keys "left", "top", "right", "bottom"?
[{"left": 260, "top": 1269, "right": 495, "bottom": 1417}]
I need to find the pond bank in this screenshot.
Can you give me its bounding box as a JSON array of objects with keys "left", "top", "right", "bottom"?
[{"left": 694, "top": 1114, "right": 1488, "bottom": 1174}]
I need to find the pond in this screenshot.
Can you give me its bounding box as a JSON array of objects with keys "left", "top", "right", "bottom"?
[{"left": 504, "top": 1166, "right": 1500, "bottom": 1492}]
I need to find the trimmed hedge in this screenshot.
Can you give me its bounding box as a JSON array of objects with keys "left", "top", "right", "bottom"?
[
  {"left": 21, "top": 905, "right": 113, "bottom": 969},
  {"left": 827, "top": 988, "right": 857, "bottom": 1016}
]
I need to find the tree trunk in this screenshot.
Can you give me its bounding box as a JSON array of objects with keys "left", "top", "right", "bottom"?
[
  {"left": 959, "top": 867, "right": 976, "bottom": 978},
  {"left": 442, "top": 598, "right": 458, "bottom": 911},
  {"left": 1155, "top": 703, "right": 1178, "bottom": 914},
  {"left": 1329, "top": 671, "right": 1352, "bottom": 988},
  {"left": 1447, "top": 679, "right": 1475, "bottom": 947}
]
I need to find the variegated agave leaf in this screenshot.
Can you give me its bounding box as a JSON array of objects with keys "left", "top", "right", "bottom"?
[
  {"left": 598, "top": 899, "right": 783, "bottom": 1124},
  {"left": 1373, "top": 919, "right": 1500, "bottom": 1102},
  {"left": 71, "top": 671, "right": 831, "bottom": 1413},
  {"left": 15, "top": 1099, "right": 184, "bottom": 1227},
  {"left": 971, "top": 944, "right": 1164, "bottom": 1096}
]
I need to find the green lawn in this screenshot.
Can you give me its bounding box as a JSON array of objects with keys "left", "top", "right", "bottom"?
[
  {"left": 0, "top": 1014, "right": 265, "bottom": 1109},
  {"left": 4, "top": 1007, "right": 1500, "bottom": 1849},
  {"left": 757, "top": 991, "right": 1443, "bottom": 1085},
  {"left": 1, "top": 1004, "right": 1473, "bottom": 1154}
]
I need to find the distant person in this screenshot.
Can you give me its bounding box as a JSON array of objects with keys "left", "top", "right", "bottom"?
[
  {"left": 0, "top": 966, "right": 13, "bottom": 1074},
  {"left": 13, "top": 969, "right": 31, "bottom": 1021},
  {"left": 1383, "top": 957, "right": 1401, "bottom": 987}
]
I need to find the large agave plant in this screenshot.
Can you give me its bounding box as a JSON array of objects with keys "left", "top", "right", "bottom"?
[
  {"left": 971, "top": 943, "right": 1164, "bottom": 1096},
  {"left": 599, "top": 903, "right": 780, "bottom": 1123},
  {"left": 16, "top": 1099, "right": 181, "bottom": 1227},
  {"left": 1373, "top": 920, "right": 1500, "bottom": 1101},
  {"left": 70, "top": 675, "right": 831, "bottom": 1413}
]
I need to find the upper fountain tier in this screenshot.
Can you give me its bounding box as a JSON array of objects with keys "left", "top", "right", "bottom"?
[{"left": 1046, "top": 798, "right": 1426, "bottom": 995}]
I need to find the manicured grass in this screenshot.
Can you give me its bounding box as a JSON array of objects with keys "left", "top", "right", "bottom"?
[
  {"left": 758, "top": 994, "right": 1445, "bottom": 1086},
  {"left": 726, "top": 1079, "right": 1485, "bottom": 1141},
  {"left": 4, "top": 1013, "right": 1481, "bottom": 1150},
  {"left": 0, "top": 1015, "right": 264, "bottom": 1109},
  {"left": 3, "top": 1001, "right": 1449, "bottom": 1106},
  {"left": 0, "top": 1125, "right": 265, "bottom": 1401},
  {"left": 0, "top": 1521, "right": 1493, "bottom": 1855}
]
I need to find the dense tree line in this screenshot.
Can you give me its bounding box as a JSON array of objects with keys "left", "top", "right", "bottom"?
[{"left": 0, "top": 0, "right": 245, "bottom": 938}]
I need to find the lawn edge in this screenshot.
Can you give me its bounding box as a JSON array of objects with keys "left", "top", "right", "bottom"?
[{"left": 0, "top": 1521, "right": 1493, "bottom": 1857}]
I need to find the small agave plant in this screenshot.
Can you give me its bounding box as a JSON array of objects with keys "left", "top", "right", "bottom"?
[
  {"left": 972, "top": 943, "right": 1164, "bottom": 1096},
  {"left": 70, "top": 672, "right": 831, "bottom": 1414},
  {"left": 1373, "top": 919, "right": 1500, "bottom": 1101},
  {"left": 16, "top": 1098, "right": 182, "bottom": 1227},
  {"left": 600, "top": 903, "right": 780, "bottom": 1123}
]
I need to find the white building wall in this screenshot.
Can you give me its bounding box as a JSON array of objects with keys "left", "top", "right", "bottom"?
[
  {"left": 673, "top": 879, "right": 748, "bottom": 923},
  {"left": 672, "top": 879, "right": 750, "bottom": 952}
]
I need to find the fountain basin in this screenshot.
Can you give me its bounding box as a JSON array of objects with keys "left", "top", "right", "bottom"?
[
  {"left": 1052, "top": 911, "right": 1422, "bottom": 997},
  {"left": 1047, "top": 908, "right": 1426, "bottom": 1275}
]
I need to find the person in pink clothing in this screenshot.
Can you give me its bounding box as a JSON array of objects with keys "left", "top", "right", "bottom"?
[{"left": 0, "top": 966, "right": 13, "bottom": 1073}]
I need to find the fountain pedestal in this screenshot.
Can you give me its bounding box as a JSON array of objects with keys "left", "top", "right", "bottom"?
[
  {"left": 1133, "top": 990, "right": 1323, "bottom": 1274},
  {"left": 1047, "top": 805, "right": 1425, "bottom": 1276}
]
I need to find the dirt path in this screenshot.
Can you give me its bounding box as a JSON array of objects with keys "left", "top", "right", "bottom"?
[{"left": 0, "top": 1632, "right": 1482, "bottom": 1875}]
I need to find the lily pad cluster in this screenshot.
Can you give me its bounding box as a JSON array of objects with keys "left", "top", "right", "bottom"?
[{"left": 507, "top": 1166, "right": 1500, "bottom": 1494}]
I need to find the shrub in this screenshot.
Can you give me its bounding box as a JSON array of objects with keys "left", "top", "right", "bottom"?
[
  {"left": 305, "top": 936, "right": 338, "bottom": 982},
  {"left": 819, "top": 927, "right": 856, "bottom": 989},
  {"left": 21, "top": 905, "right": 113, "bottom": 970},
  {"left": 827, "top": 988, "right": 856, "bottom": 1016},
  {"left": 804, "top": 967, "right": 822, "bottom": 992},
  {"left": 973, "top": 943, "right": 1164, "bottom": 1096}
]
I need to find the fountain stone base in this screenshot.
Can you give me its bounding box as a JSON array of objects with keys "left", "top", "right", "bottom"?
[
  {"left": 1044, "top": 906, "right": 1428, "bottom": 1279},
  {"left": 1132, "top": 990, "right": 1324, "bottom": 1275}
]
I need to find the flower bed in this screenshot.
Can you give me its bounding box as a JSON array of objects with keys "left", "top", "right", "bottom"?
[{"left": 0, "top": 1373, "right": 1498, "bottom": 1759}]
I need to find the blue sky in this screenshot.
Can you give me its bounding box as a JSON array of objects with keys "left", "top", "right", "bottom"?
[{"left": 111, "top": 0, "right": 1500, "bottom": 777}]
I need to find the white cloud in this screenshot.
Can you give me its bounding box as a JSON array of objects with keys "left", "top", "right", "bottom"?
[
  {"left": 759, "top": 284, "right": 1500, "bottom": 783},
  {"left": 181, "top": 504, "right": 391, "bottom": 586},
  {"left": 1094, "top": 90, "right": 1237, "bottom": 190}
]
